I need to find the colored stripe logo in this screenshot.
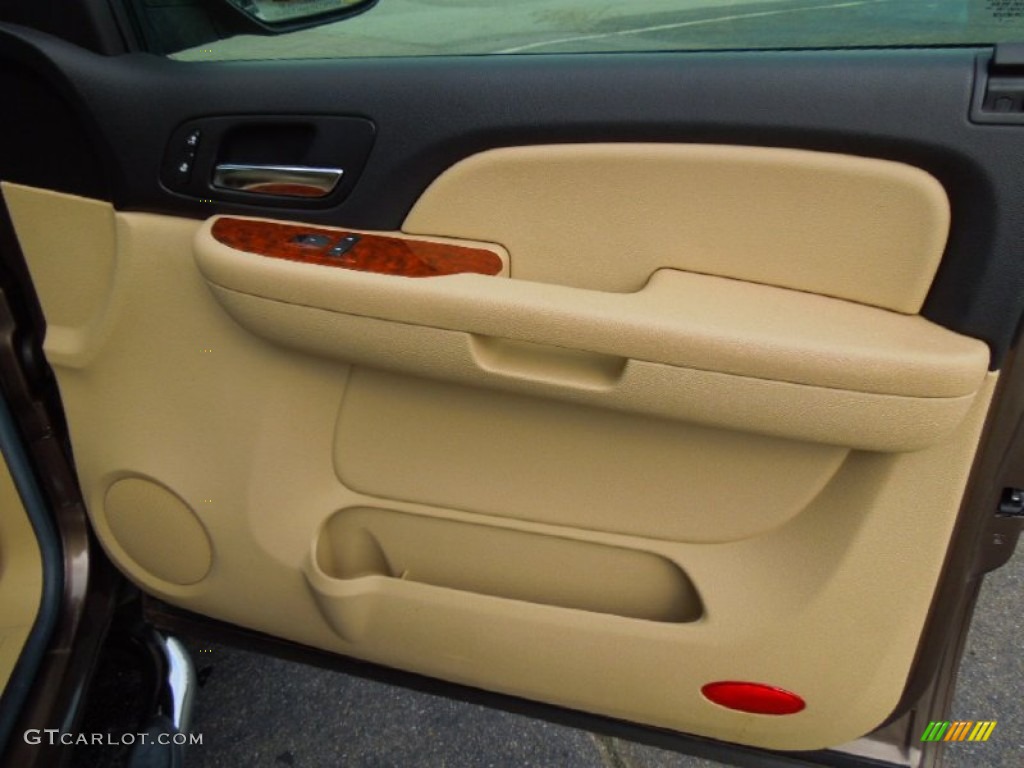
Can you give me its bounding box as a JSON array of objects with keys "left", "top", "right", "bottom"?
[{"left": 921, "top": 721, "right": 997, "bottom": 742}]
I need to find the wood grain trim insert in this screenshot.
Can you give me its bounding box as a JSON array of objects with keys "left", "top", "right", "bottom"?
[{"left": 210, "top": 217, "right": 503, "bottom": 277}]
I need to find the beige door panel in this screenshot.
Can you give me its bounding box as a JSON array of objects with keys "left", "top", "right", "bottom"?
[
  {"left": 0, "top": 141, "right": 996, "bottom": 752},
  {"left": 198, "top": 221, "right": 987, "bottom": 452},
  {"left": 403, "top": 143, "right": 950, "bottom": 313},
  {"left": 0, "top": 438, "right": 43, "bottom": 693},
  {"left": 196, "top": 215, "right": 980, "bottom": 399},
  {"left": 336, "top": 369, "right": 851, "bottom": 544}
]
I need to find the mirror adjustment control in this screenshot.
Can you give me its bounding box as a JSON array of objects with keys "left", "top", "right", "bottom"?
[{"left": 327, "top": 234, "right": 361, "bottom": 257}]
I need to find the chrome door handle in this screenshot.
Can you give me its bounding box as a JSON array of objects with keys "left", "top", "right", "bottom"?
[{"left": 212, "top": 164, "right": 344, "bottom": 198}]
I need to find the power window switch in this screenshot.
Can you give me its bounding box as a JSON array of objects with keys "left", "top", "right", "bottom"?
[
  {"left": 290, "top": 233, "right": 333, "bottom": 248},
  {"left": 327, "top": 234, "right": 361, "bottom": 257}
]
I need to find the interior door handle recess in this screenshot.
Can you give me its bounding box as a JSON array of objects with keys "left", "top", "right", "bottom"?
[{"left": 212, "top": 164, "right": 344, "bottom": 198}]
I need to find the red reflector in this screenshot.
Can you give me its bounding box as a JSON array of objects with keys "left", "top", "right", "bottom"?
[{"left": 701, "top": 681, "right": 806, "bottom": 715}]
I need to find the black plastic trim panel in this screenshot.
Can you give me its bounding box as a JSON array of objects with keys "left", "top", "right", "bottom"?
[
  {"left": 161, "top": 114, "right": 376, "bottom": 207},
  {"left": 0, "top": 58, "right": 110, "bottom": 201},
  {"left": 1, "top": 26, "right": 1022, "bottom": 364},
  {"left": 0, "top": 1, "right": 130, "bottom": 55}
]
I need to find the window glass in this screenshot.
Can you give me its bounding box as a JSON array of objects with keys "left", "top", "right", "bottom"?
[{"left": 170, "top": 1, "right": 1024, "bottom": 61}]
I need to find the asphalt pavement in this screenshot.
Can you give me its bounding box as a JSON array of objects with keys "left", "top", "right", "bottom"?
[{"left": 172, "top": 546, "right": 1022, "bottom": 767}]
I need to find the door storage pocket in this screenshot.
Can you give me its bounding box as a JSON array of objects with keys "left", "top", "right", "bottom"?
[{"left": 306, "top": 507, "right": 702, "bottom": 641}]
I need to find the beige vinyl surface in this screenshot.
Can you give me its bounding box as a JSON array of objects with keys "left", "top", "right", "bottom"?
[
  {"left": 313, "top": 506, "right": 704, "bottom": 629},
  {"left": 196, "top": 219, "right": 983, "bottom": 399},
  {"left": 1, "top": 148, "right": 996, "bottom": 752},
  {"left": 105, "top": 477, "right": 213, "bottom": 586},
  {"left": 0, "top": 436, "right": 43, "bottom": 692},
  {"left": 403, "top": 143, "right": 950, "bottom": 313},
  {"left": 336, "top": 368, "right": 851, "bottom": 543},
  {"left": 197, "top": 219, "right": 987, "bottom": 452}
]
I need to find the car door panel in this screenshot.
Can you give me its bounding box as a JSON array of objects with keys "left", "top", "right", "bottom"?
[
  {"left": 0, "top": 167, "right": 998, "bottom": 752},
  {"left": 1, "top": 21, "right": 1022, "bottom": 759}
]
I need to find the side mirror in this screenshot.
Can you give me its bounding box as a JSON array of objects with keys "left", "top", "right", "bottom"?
[{"left": 223, "top": 0, "right": 377, "bottom": 32}]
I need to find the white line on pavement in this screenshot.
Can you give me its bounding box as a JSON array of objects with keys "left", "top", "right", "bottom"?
[{"left": 496, "top": 0, "right": 896, "bottom": 54}]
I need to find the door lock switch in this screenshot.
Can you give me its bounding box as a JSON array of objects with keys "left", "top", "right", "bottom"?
[
  {"left": 173, "top": 159, "right": 193, "bottom": 184},
  {"left": 170, "top": 129, "right": 201, "bottom": 185}
]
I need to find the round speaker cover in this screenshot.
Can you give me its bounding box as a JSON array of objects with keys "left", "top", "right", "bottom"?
[{"left": 104, "top": 478, "right": 212, "bottom": 585}]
